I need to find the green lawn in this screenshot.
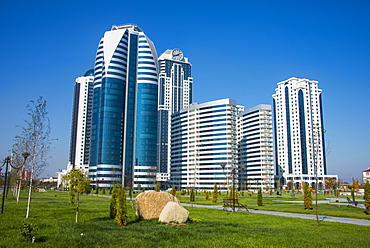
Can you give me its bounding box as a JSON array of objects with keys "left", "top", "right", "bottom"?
[
  {"left": 0, "top": 191, "right": 369, "bottom": 247},
  {"left": 178, "top": 192, "right": 370, "bottom": 220}
]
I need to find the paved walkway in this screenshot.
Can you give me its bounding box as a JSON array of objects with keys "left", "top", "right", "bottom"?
[{"left": 182, "top": 203, "right": 370, "bottom": 227}]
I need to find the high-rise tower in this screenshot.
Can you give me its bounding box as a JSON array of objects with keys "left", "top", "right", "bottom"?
[
  {"left": 68, "top": 69, "right": 94, "bottom": 172},
  {"left": 170, "top": 99, "right": 243, "bottom": 190},
  {"left": 89, "top": 25, "right": 159, "bottom": 189},
  {"left": 157, "top": 49, "right": 192, "bottom": 175},
  {"left": 238, "top": 104, "right": 274, "bottom": 190},
  {"left": 272, "top": 77, "right": 331, "bottom": 188}
]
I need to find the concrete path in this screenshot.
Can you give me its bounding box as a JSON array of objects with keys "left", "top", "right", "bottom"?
[
  {"left": 182, "top": 203, "right": 370, "bottom": 227},
  {"left": 273, "top": 198, "right": 366, "bottom": 209}
]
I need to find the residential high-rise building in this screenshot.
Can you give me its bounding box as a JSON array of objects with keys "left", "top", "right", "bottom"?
[
  {"left": 170, "top": 99, "right": 243, "bottom": 191},
  {"left": 157, "top": 49, "right": 193, "bottom": 176},
  {"left": 89, "top": 25, "right": 159, "bottom": 189},
  {"left": 238, "top": 104, "right": 274, "bottom": 190},
  {"left": 68, "top": 69, "right": 94, "bottom": 172},
  {"left": 272, "top": 77, "right": 334, "bottom": 188}
]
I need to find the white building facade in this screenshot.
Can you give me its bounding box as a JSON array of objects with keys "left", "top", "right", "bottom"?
[
  {"left": 68, "top": 70, "right": 94, "bottom": 172},
  {"left": 157, "top": 49, "right": 192, "bottom": 177},
  {"left": 272, "top": 77, "right": 336, "bottom": 189},
  {"left": 238, "top": 104, "right": 274, "bottom": 190},
  {"left": 170, "top": 99, "right": 243, "bottom": 191}
]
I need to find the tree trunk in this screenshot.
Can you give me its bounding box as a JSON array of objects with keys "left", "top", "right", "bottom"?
[{"left": 76, "top": 192, "right": 79, "bottom": 223}]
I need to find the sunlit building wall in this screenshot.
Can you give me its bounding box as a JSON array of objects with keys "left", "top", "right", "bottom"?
[{"left": 89, "top": 25, "right": 159, "bottom": 189}]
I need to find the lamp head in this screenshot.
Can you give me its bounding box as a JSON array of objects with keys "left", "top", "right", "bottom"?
[{"left": 22, "top": 152, "right": 30, "bottom": 160}]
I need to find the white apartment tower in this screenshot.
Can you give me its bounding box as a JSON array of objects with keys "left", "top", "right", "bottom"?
[
  {"left": 158, "top": 49, "right": 193, "bottom": 175},
  {"left": 238, "top": 104, "right": 274, "bottom": 190},
  {"left": 170, "top": 99, "right": 243, "bottom": 191},
  {"left": 68, "top": 69, "right": 94, "bottom": 172},
  {"left": 272, "top": 77, "right": 330, "bottom": 188}
]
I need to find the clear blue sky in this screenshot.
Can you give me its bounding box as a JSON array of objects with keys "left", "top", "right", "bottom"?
[{"left": 1, "top": 0, "right": 369, "bottom": 182}]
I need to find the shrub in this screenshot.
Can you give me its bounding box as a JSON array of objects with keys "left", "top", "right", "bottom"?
[
  {"left": 20, "top": 223, "right": 38, "bottom": 243},
  {"left": 156, "top": 182, "right": 160, "bottom": 192},
  {"left": 257, "top": 188, "right": 263, "bottom": 206},
  {"left": 171, "top": 186, "right": 176, "bottom": 196},
  {"left": 205, "top": 191, "right": 209, "bottom": 200},
  {"left": 303, "top": 182, "right": 312, "bottom": 210},
  {"left": 115, "top": 188, "right": 128, "bottom": 226},
  {"left": 212, "top": 183, "right": 218, "bottom": 203},
  {"left": 364, "top": 181, "right": 370, "bottom": 215},
  {"left": 110, "top": 185, "right": 120, "bottom": 219}
]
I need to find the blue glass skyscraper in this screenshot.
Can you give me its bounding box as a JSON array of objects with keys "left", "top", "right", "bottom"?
[{"left": 89, "top": 25, "right": 158, "bottom": 189}]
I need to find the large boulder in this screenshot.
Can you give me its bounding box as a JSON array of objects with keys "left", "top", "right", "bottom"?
[
  {"left": 135, "top": 191, "right": 180, "bottom": 220},
  {"left": 159, "top": 201, "right": 189, "bottom": 224}
]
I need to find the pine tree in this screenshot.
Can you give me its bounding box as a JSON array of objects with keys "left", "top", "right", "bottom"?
[
  {"left": 171, "top": 186, "right": 176, "bottom": 196},
  {"left": 364, "top": 181, "right": 370, "bottom": 215},
  {"left": 205, "top": 191, "right": 209, "bottom": 200},
  {"left": 109, "top": 185, "right": 120, "bottom": 219},
  {"left": 212, "top": 183, "right": 218, "bottom": 203},
  {"left": 115, "top": 188, "right": 128, "bottom": 226},
  {"left": 257, "top": 188, "right": 263, "bottom": 206},
  {"left": 303, "top": 182, "right": 313, "bottom": 210},
  {"left": 156, "top": 182, "right": 160, "bottom": 192}
]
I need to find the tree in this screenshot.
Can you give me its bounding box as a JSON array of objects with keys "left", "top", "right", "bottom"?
[
  {"left": 287, "top": 180, "right": 294, "bottom": 191},
  {"left": 115, "top": 188, "right": 128, "bottom": 226},
  {"left": 351, "top": 189, "right": 356, "bottom": 203},
  {"left": 12, "top": 97, "right": 52, "bottom": 218},
  {"left": 190, "top": 188, "right": 195, "bottom": 202},
  {"left": 364, "top": 181, "right": 370, "bottom": 215},
  {"left": 62, "top": 169, "right": 91, "bottom": 223},
  {"left": 171, "top": 186, "right": 176, "bottom": 196},
  {"left": 212, "top": 183, "right": 218, "bottom": 203},
  {"left": 350, "top": 178, "right": 360, "bottom": 191},
  {"left": 303, "top": 182, "right": 312, "bottom": 210},
  {"left": 110, "top": 185, "right": 120, "bottom": 219},
  {"left": 155, "top": 182, "right": 160, "bottom": 192},
  {"left": 205, "top": 190, "right": 209, "bottom": 200},
  {"left": 257, "top": 188, "right": 263, "bottom": 206},
  {"left": 324, "top": 177, "right": 337, "bottom": 191}
]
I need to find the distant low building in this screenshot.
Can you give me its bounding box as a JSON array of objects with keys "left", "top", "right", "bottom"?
[
  {"left": 40, "top": 177, "right": 58, "bottom": 183},
  {"left": 363, "top": 167, "right": 370, "bottom": 183}
]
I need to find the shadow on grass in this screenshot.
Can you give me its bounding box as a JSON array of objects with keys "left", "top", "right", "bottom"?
[
  {"left": 127, "top": 217, "right": 143, "bottom": 225},
  {"left": 93, "top": 217, "right": 111, "bottom": 221},
  {"left": 35, "top": 235, "right": 47, "bottom": 243}
]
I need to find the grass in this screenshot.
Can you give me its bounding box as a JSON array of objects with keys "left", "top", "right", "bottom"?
[
  {"left": 0, "top": 190, "right": 369, "bottom": 247},
  {"left": 178, "top": 192, "right": 370, "bottom": 220}
]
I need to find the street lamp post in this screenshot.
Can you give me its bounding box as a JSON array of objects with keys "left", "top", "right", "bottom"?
[
  {"left": 1, "top": 157, "right": 11, "bottom": 214},
  {"left": 16, "top": 152, "right": 30, "bottom": 204},
  {"left": 240, "top": 165, "right": 246, "bottom": 191},
  {"left": 220, "top": 164, "right": 228, "bottom": 194}
]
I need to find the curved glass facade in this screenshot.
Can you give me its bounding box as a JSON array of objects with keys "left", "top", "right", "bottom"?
[
  {"left": 88, "top": 25, "right": 158, "bottom": 189},
  {"left": 135, "top": 83, "right": 158, "bottom": 168}
]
